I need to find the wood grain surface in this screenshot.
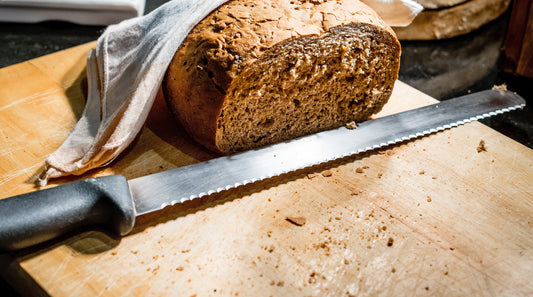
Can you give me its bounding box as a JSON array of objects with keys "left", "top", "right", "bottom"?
[{"left": 0, "top": 42, "right": 532, "bottom": 297}]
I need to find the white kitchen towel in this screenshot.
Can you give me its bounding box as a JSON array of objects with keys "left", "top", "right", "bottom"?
[
  {"left": 38, "top": 0, "right": 422, "bottom": 186},
  {"left": 0, "top": 0, "right": 145, "bottom": 25}
]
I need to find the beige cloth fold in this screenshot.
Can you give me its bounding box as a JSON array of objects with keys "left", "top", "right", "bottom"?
[
  {"left": 39, "top": 0, "right": 421, "bottom": 186},
  {"left": 363, "top": 0, "right": 423, "bottom": 27}
]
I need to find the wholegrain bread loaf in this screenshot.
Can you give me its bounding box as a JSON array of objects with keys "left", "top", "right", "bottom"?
[{"left": 163, "top": 0, "right": 400, "bottom": 154}]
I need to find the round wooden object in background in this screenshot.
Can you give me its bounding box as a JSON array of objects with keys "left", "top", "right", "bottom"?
[
  {"left": 393, "top": 0, "right": 511, "bottom": 40},
  {"left": 416, "top": 0, "right": 469, "bottom": 9}
]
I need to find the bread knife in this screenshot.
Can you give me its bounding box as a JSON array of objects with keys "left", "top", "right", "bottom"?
[{"left": 0, "top": 89, "right": 525, "bottom": 251}]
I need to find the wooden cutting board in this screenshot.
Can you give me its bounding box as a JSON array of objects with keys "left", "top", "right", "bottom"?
[{"left": 1, "top": 42, "right": 532, "bottom": 297}]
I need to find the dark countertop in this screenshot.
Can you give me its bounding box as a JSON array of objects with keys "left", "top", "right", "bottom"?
[{"left": 1, "top": 1, "right": 531, "bottom": 296}]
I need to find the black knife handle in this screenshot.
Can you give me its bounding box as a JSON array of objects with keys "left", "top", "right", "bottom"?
[{"left": 0, "top": 175, "right": 135, "bottom": 252}]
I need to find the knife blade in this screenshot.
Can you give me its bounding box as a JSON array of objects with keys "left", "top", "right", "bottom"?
[{"left": 0, "top": 89, "right": 525, "bottom": 251}]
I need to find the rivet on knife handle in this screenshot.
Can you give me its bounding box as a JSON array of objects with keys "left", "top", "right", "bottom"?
[{"left": 0, "top": 175, "right": 135, "bottom": 252}]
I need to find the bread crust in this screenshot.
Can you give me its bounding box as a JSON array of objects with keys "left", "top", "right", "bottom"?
[{"left": 164, "top": 0, "right": 400, "bottom": 153}]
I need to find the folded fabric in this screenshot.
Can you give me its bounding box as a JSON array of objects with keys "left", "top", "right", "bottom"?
[{"left": 38, "top": 0, "right": 422, "bottom": 186}]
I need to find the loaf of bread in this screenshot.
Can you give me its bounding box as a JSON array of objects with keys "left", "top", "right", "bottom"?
[{"left": 163, "top": 0, "right": 400, "bottom": 154}]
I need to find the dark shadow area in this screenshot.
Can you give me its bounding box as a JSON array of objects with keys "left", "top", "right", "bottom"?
[
  {"left": 0, "top": 254, "right": 49, "bottom": 297},
  {"left": 0, "top": 21, "right": 104, "bottom": 68},
  {"left": 145, "top": 87, "right": 220, "bottom": 162},
  {"left": 399, "top": 9, "right": 532, "bottom": 148},
  {"left": 1, "top": 229, "right": 120, "bottom": 297}
]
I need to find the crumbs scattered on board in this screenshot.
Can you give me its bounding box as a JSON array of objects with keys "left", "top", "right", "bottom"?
[
  {"left": 307, "top": 170, "right": 333, "bottom": 178},
  {"left": 477, "top": 140, "right": 487, "bottom": 153},
  {"left": 492, "top": 84, "right": 507, "bottom": 91},
  {"left": 307, "top": 173, "right": 319, "bottom": 179},
  {"left": 286, "top": 216, "right": 306, "bottom": 226},
  {"left": 355, "top": 166, "right": 369, "bottom": 173},
  {"left": 346, "top": 121, "right": 358, "bottom": 129}
]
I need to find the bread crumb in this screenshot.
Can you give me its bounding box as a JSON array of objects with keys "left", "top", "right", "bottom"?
[
  {"left": 427, "top": 196, "right": 432, "bottom": 202},
  {"left": 492, "top": 83, "right": 507, "bottom": 91},
  {"left": 377, "top": 172, "right": 383, "bottom": 178},
  {"left": 307, "top": 173, "right": 318, "bottom": 179},
  {"left": 286, "top": 216, "right": 306, "bottom": 226},
  {"left": 477, "top": 140, "right": 487, "bottom": 153},
  {"left": 176, "top": 267, "right": 184, "bottom": 271},
  {"left": 419, "top": 170, "right": 425, "bottom": 175},
  {"left": 355, "top": 167, "right": 364, "bottom": 173},
  {"left": 322, "top": 170, "right": 333, "bottom": 177},
  {"left": 387, "top": 237, "right": 394, "bottom": 247},
  {"left": 346, "top": 121, "right": 357, "bottom": 129}
]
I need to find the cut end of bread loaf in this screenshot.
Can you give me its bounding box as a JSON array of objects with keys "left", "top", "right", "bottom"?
[
  {"left": 163, "top": 0, "right": 401, "bottom": 155},
  {"left": 215, "top": 23, "right": 399, "bottom": 153}
]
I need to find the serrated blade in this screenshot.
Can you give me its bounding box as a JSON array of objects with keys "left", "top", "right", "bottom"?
[{"left": 129, "top": 90, "right": 525, "bottom": 216}]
